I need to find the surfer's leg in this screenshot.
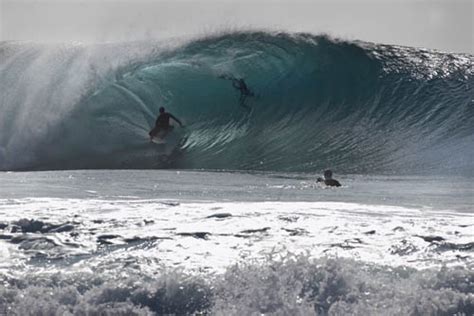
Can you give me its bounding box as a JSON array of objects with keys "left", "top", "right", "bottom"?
[
  {"left": 239, "top": 95, "right": 251, "bottom": 112},
  {"left": 239, "top": 95, "right": 246, "bottom": 106},
  {"left": 157, "top": 126, "right": 173, "bottom": 139},
  {"left": 149, "top": 127, "right": 157, "bottom": 137},
  {"left": 150, "top": 126, "right": 162, "bottom": 138}
]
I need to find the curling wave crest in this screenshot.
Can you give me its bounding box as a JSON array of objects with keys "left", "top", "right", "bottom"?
[{"left": 1, "top": 32, "right": 473, "bottom": 173}]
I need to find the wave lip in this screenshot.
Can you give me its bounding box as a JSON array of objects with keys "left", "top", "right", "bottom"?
[{"left": 1, "top": 32, "right": 473, "bottom": 173}]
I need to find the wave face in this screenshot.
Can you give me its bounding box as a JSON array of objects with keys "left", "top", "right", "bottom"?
[{"left": 1, "top": 32, "right": 473, "bottom": 173}]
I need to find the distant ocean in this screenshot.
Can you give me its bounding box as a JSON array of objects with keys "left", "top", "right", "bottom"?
[{"left": 0, "top": 32, "right": 473, "bottom": 315}]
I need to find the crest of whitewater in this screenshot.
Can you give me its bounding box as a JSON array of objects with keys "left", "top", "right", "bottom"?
[{"left": 0, "top": 32, "right": 473, "bottom": 315}]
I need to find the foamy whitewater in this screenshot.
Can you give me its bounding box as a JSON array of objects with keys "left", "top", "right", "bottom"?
[{"left": 0, "top": 32, "right": 473, "bottom": 315}]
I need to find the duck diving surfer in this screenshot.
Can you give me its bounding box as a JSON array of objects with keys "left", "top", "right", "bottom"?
[
  {"left": 149, "top": 107, "right": 183, "bottom": 141},
  {"left": 317, "top": 170, "right": 342, "bottom": 187}
]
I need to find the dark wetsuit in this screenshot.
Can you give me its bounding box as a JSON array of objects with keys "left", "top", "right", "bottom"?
[
  {"left": 155, "top": 113, "right": 173, "bottom": 128},
  {"left": 149, "top": 112, "right": 181, "bottom": 138},
  {"left": 233, "top": 79, "right": 253, "bottom": 111},
  {"left": 317, "top": 177, "right": 341, "bottom": 187},
  {"left": 234, "top": 79, "right": 251, "bottom": 96},
  {"left": 324, "top": 179, "right": 341, "bottom": 187}
]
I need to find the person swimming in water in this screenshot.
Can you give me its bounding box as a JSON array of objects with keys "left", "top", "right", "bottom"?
[
  {"left": 220, "top": 75, "right": 254, "bottom": 111},
  {"left": 317, "top": 170, "right": 342, "bottom": 187},
  {"left": 149, "top": 107, "right": 183, "bottom": 140}
]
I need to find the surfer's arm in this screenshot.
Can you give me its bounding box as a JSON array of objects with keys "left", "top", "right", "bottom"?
[
  {"left": 170, "top": 114, "right": 183, "bottom": 127},
  {"left": 232, "top": 81, "right": 239, "bottom": 89},
  {"left": 219, "top": 74, "right": 231, "bottom": 80}
]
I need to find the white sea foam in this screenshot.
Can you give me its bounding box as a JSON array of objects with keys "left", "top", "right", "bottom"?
[
  {"left": 0, "top": 170, "right": 472, "bottom": 314},
  {"left": 0, "top": 198, "right": 472, "bottom": 275}
]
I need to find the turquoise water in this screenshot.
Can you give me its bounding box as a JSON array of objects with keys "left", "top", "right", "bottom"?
[{"left": 1, "top": 32, "right": 473, "bottom": 174}]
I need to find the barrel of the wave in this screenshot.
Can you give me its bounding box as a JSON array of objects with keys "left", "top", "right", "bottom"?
[{"left": 0, "top": 33, "right": 473, "bottom": 173}]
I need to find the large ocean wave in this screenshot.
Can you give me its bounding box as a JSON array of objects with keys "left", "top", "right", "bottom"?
[{"left": 1, "top": 32, "right": 473, "bottom": 174}]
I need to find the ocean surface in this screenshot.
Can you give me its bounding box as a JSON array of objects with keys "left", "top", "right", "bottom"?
[{"left": 0, "top": 32, "right": 473, "bottom": 315}]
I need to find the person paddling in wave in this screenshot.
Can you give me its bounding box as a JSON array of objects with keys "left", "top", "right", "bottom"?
[
  {"left": 317, "top": 170, "right": 342, "bottom": 187},
  {"left": 220, "top": 74, "right": 254, "bottom": 111},
  {"left": 149, "top": 107, "right": 183, "bottom": 141}
]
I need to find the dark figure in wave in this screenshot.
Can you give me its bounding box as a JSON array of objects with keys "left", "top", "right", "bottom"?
[
  {"left": 149, "top": 107, "right": 183, "bottom": 141},
  {"left": 317, "top": 170, "right": 341, "bottom": 187},
  {"left": 220, "top": 74, "right": 254, "bottom": 111}
]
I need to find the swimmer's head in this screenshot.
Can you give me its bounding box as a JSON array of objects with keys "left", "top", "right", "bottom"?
[
  {"left": 324, "top": 170, "right": 333, "bottom": 179},
  {"left": 159, "top": 107, "right": 165, "bottom": 113}
]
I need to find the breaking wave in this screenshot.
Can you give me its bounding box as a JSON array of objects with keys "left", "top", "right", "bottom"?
[
  {"left": 1, "top": 255, "right": 473, "bottom": 315},
  {"left": 1, "top": 32, "right": 473, "bottom": 174}
]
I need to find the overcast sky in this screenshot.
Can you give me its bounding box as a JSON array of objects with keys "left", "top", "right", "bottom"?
[{"left": 1, "top": 0, "right": 472, "bottom": 53}]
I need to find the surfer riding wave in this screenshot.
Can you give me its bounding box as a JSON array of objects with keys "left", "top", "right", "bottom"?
[
  {"left": 149, "top": 107, "right": 183, "bottom": 141},
  {"left": 220, "top": 74, "right": 254, "bottom": 111}
]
